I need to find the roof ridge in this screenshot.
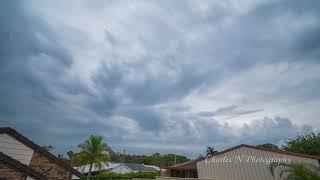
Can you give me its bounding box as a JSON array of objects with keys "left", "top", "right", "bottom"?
[{"left": 206, "top": 144, "right": 320, "bottom": 160}]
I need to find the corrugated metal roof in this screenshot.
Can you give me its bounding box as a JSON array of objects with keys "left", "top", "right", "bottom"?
[
  {"left": 205, "top": 144, "right": 320, "bottom": 160},
  {"left": 124, "top": 163, "right": 158, "bottom": 171},
  {"left": 75, "top": 162, "right": 121, "bottom": 173},
  {"left": 75, "top": 162, "right": 159, "bottom": 173},
  {"left": 164, "top": 144, "right": 320, "bottom": 171}
]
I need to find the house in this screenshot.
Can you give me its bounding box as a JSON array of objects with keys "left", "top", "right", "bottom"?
[
  {"left": 0, "top": 127, "right": 81, "bottom": 180},
  {"left": 197, "top": 144, "right": 320, "bottom": 180},
  {"left": 75, "top": 162, "right": 159, "bottom": 176},
  {"left": 162, "top": 144, "right": 320, "bottom": 180}
]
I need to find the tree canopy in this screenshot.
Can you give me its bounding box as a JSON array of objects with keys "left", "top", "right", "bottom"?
[
  {"left": 257, "top": 143, "right": 279, "bottom": 150},
  {"left": 41, "top": 145, "right": 53, "bottom": 152},
  {"left": 206, "top": 146, "right": 218, "bottom": 156},
  {"left": 108, "top": 152, "right": 189, "bottom": 167},
  {"left": 69, "top": 149, "right": 189, "bottom": 167},
  {"left": 282, "top": 132, "right": 320, "bottom": 155},
  {"left": 74, "top": 135, "right": 109, "bottom": 179}
]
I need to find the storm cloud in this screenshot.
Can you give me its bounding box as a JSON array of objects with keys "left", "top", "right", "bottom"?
[{"left": 0, "top": 0, "right": 320, "bottom": 157}]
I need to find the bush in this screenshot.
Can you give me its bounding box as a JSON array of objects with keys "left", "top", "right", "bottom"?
[
  {"left": 81, "top": 171, "right": 160, "bottom": 180},
  {"left": 270, "top": 162, "right": 320, "bottom": 180},
  {"left": 282, "top": 132, "right": 320, "bottom": 155}
]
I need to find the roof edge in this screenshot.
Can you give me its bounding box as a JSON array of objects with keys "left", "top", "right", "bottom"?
[
  {"left": 0, "top": 127, "right": 82, "bottom": 177},
  {"left": 0, "top": 152, "right": 47, "bottom": 180},
  {"left": 205, "top": 144, "right": 320, "bottom": 161}
]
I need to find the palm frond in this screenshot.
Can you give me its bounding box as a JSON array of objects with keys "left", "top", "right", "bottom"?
[{"left": 270, "top": 162, "right": 320, "bottom": 180}]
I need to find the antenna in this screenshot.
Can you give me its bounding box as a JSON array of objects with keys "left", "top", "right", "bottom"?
[{"left": 121, "top": 149, "right": 126, "bottom": 163}]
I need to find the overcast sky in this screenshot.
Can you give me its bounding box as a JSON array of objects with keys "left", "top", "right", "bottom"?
[{"left": 1, "top": 0, "right": 320, "bottom": 157}]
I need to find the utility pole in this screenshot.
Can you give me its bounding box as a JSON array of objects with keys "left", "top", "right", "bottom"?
[
  {"left": 121, "top": 149, "right": 126, "bottom": 163},
  {"left": 174, "top": 154, "right": 177, "bottom": 165}
]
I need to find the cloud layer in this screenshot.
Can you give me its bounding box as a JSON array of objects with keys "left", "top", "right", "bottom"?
[{"left": 1, "top": 0, "right": 319, "bottom": 157}]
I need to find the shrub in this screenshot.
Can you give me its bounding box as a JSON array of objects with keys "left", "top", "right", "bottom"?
[
  {"left": 81, "top": 171, "right": 160, "bottom": 180},
  {"left": 270, "top": 162, "right": 320, "bottom": 180}
]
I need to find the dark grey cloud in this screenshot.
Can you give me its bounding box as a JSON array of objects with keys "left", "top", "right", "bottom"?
[
  {"left": 0, "top": 0, "right": 319, "bottom": 157},
  {"left": 129, "top": 116, "right": 313, "bottom": 156},
  {"left": 251, "top": 0, "right": 320, "bottom": 62},
  {"left": 93, "top": 58, "right": 206, "bottom": 106},
  {"left": 239, "top": 117, "right": 313, "bottom": 146},
  {"left": 117, "top": 108, "right": 165, "bottom": 131},
  {"left": 198, "top": 105, "right": 263, "bottom": 118},
  {"left": 198, "top": 105, "right": 238, "bottom": 117},
  {"left": 0, "top": 1, "right": 67, "bottom": 113}
]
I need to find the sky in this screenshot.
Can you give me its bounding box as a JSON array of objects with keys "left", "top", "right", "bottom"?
[{"left": 1, "top": 0, "right": 320, "bottom": 157}]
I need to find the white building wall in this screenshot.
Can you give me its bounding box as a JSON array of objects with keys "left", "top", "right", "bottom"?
[
  {"left": 197, "top": 147, "right": 319, "bottom": 180},
  {"left": 110, "top": 164, "right": 133, "bottom": 174},
  {"left": 0, "top": 133, "right": 34, "bottom": 165}
]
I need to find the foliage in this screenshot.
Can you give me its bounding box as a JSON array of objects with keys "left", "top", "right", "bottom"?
[
  {"left": 108, "top": 152, "right": 189, "bottom": 167},
  {"left": 41, "top": 145, "right": 53, "bottom": 152},
  {"left": 206, "top": 146, "right": 218, "bottom": 156},
  {"left": 257, "top": 143, "right": 279, "bottom": 150},
  {"left": 282, "top": 132, "right": 320, "bottom": 155},
  {"left": 69, "top": 148, "right": 189, "bottom": 168},
  {"left": 74, "top": 135, "right": 110, "bottom": 178},
  {"left": 270, "top": 162, "right": 320, "bottom": 180},
  {"left": 67, "top": 150, "right": 75, "bottom": 160},
  {"left": 80, "top": 171, "right": 160, "bottom": 180}
]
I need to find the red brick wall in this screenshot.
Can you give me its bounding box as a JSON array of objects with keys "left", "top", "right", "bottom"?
[
  {"left": 29, "top": 151, "right": 72, "bottom": 180},
  {"left": 0, "top": 163, "right": 26, "bottom": 180}
]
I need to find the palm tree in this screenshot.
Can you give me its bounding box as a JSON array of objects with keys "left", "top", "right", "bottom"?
[
  {"left": 75, "top": 135, "right": 109, "bottom": 180},
  {"left": 269, "top": 162, "right": 320, "bottom": 180},
  {"left": 206, "top": 146, "right": 218, "bottom": 156}
]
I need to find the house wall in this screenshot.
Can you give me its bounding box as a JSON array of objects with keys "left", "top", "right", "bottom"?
[
  {"left": 0, "top": 134, "right": 34, "bottom": 165},
  {"left": 197, "top": 147, "right": 319, "bottom": 180},
  {"left": 160, "top": 169, "right": 171, "bottom": 177},
  {"left": 29, "top": 151, "right": 73, "bottom": 180},
  {"left": 0, "top": 163, "right": 27, "bottom": 180},
  {"left": 110, "top": 164, "right": 132, "bottom": 174}
]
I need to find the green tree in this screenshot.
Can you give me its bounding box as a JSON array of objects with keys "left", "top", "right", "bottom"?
[
  {"left": 108, "top": 152, "right": 189, "bottom": 167},
  {"left": 282, "top": 133, "right": 320, "bottom": 155},
  {"left": 57, "top": 154, "right": 64, "bottom": 159},
  {"left": 41, "top": 145, "right": 53, "bottom": 152},
  {"left": 75, "top": 135, "right": 109, "bottom": 180},
  {"left": 206, "top": 146, "right": 218, "bottom": 156},
  {"left": 257, "top": 143, "right": 279, "bottom": 150},
  {"left": 270, "top": 162, "right": 320, "bottom": 180},
  {"left": 67, "top": 150, "right": 75, "bottom": 160}
]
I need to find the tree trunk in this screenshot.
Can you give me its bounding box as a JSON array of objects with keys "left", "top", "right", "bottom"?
[{"left": 87, "top": 163, "right": 93, "bottom": 180}]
